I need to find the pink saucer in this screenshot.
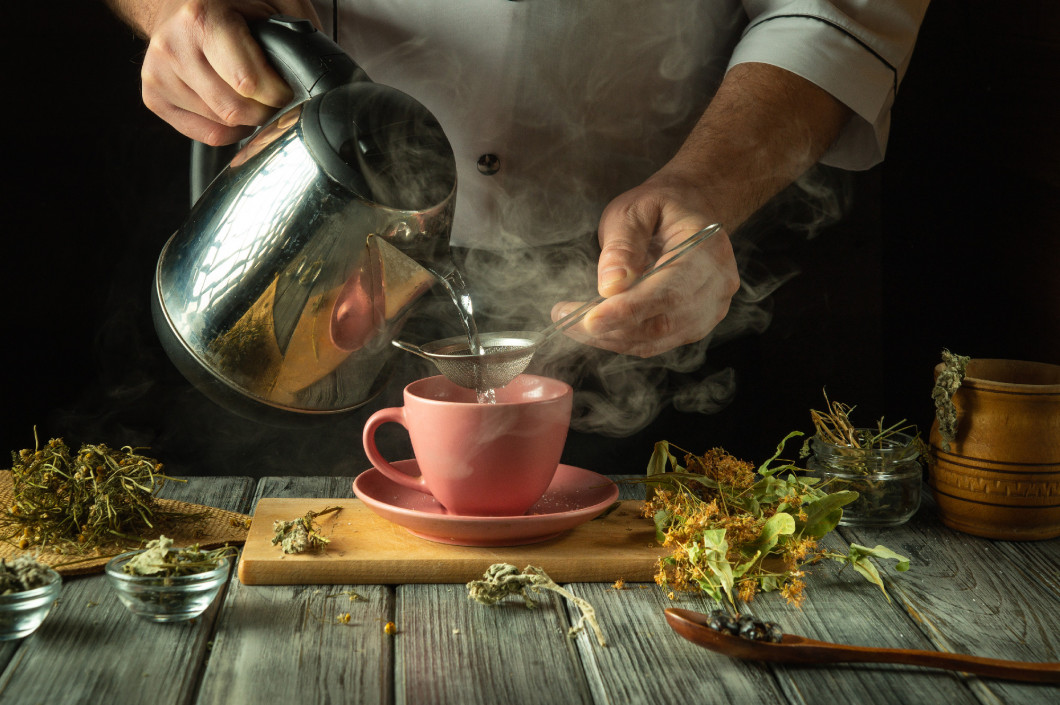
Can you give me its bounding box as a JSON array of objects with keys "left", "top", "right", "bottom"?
[{"left": 352, "top": 461, "right": 619, "bottom": 546}]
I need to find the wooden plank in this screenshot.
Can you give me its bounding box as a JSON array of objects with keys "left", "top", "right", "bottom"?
[
  {"left": 743, "top": 532, "right": 986, "bottom": 704},
  {"left": 238, "top": 498, "right": 663, "bottom": 585},
  {"left": 0, "top": 476, "right": 254, "bottom": 705},
  {"left": 195, "top": 582, "right": 395, "bottom": 705},
  {"left": 389, "top": 476, "right": 652, "bottom": 705},
  {"left": 389, "top": 475, "right": 633, "bottom": 705},
  {"left": 1003, "top": 539, "right": 1060, "bottom": 595},
  {"left": 195, "top": 475, "right": 394, "bottom": 705},
  {"left": 394, "top": 583, "right": 594, "bottom": 705},
  {"left": 565, "top": 583, "right": 790, "bottom": 705},
  {"left": 256, "top": 475, "right": 360, "bottom": 501},
  {"left": 842, "top": 495, "right": 1060, "bottom": 705}
]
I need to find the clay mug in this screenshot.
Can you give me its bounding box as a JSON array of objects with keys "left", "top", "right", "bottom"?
[
  {"left": 362, "top": 374, "right": 572, "bottom": 515},
  {"left": 929, "top": 358, "right": 1060, "bottom": 540}
]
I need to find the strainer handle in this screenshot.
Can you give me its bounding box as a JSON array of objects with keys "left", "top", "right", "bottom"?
[
  {"left": 538, "top": 295, "right": 605, "bottom": 339},
  {"left": 539, "top": 223, "right": 723, "bottom": 340}
]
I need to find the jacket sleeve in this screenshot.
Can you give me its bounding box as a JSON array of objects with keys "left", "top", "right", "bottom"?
[{"left": 733, "top": 0, "right": 931, "bottom": 170}]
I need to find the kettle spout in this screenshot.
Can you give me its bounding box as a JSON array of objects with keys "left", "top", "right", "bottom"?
[{"left": 330, "top": 234, "right": 438, "bottom": 352}]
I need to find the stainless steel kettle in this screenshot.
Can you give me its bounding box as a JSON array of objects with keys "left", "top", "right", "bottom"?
[{"left": 152, "top": 16, "right": 457, "bottom": 424}]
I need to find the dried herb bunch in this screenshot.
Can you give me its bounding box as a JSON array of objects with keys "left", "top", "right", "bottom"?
[
  {"left": 807, "top": 392, "right": 920, "bottom": 451},
  {"left": 931, "top": 348, "right": 971, "bottom": 452},
  {"left": 2, "top": 432, "right": 180, "bottom": 553},
  {"left": 643, "top": 433, "right": 909, "bottom": 609},
  {"left": 272, "top": 506, "right": 341, "bottom": 554},
  {"left": 467, "top": 563, "right": 607, "bottom": 647}
]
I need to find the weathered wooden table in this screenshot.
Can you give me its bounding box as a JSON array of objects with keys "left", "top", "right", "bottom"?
[{"left": 2, "top": 474, "right": 1057, "bottom": 704}]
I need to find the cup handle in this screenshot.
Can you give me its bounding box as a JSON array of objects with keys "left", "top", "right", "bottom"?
[{"left": 362, "top": 407, "right": 431, "bottom": 494}]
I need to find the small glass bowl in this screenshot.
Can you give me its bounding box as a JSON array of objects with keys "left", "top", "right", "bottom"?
[
  {"left": 0, "top": 566, "right": 62, "bottom": 640},
  {"left": 105, "top": 549, "right": 231, "bottom": 623}
]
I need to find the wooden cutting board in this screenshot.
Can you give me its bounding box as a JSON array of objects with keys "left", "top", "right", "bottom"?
[{"left": 237, "top": 498, "right": 667, "bottom": 585}]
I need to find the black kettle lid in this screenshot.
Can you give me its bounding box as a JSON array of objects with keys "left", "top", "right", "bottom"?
[
  {"left": 252, "top": 15, "right": 457, "bottom": 212},
  {"left": 307, "top": 82, "right": 457, "bottom": 212}
]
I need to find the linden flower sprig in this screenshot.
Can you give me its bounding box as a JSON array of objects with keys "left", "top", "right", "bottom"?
[{"left": 642, "top": 432, "right": 910, "bottom": 610}]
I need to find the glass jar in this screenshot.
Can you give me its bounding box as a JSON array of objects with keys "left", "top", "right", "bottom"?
[{"left": 807, "top": 430, "right": 922, "bottom": 527}]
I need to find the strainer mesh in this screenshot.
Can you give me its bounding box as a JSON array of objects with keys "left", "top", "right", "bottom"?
[
  {"left": 415, "top": 334, "right": 543, "bottom": 390},
  {"left": 430, "top": 345, "right": 535, "bottom": 390}
]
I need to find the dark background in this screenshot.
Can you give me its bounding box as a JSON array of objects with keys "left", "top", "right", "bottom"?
[{"left": 3, "top": 1, "right": 1058, "bottom": 476}]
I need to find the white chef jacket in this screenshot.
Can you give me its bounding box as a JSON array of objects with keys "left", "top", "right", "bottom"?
[{"left": 310, "top": 1, "right": 928, "bottom": 249}]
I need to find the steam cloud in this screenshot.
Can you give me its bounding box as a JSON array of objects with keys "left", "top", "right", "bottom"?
[
  {"left": 399, "top": 3, "right": 853, "bottom": 439},
  {"left": 57, "top": 3, "right": 854, "bottom": 479},
  {"left": 435, "top": 161, "right": 850, "bottom": 440}
]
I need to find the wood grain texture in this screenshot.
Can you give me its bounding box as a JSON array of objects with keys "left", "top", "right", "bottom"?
[
  {"left": 571, "top": 480, "right": 995, "bottom": 704},
  {"left": 568, "top": 529, "right": 989, "bottom": 705},
  {"left": 841, "top": 494, "right": 1060, "bottom": 705},
  {"left": 0, "top": 476, "right": 254, "bottom": 705},
  {"left": 566, "top": 583, "right": 786, "bottom": 705},
  {"left": 238, "top": 498, "right": 664, "bottom": 585},
  {"left": 195, "top": 583, "right": 395, "bottom": 705},
  {"left": 737, "top": 530, "right": 989, "bottom": 704},
  {"left": 395, "top": 583, "right": 594, "bottom": 705},
  {"left": 196, "top": 475, "right": 394, "bottom": 705}
]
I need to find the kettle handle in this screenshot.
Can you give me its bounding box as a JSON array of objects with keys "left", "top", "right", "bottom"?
[
  {"left": 190, "top": 15, "right": 368, "bottom": 203},
  {"left": 248, "top": 15, "right": 368, "bottom": 106}
]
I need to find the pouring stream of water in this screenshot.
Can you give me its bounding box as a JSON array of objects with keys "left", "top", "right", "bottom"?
[{"left": 431, "top": 268, "right": 496, "bottom": 403}]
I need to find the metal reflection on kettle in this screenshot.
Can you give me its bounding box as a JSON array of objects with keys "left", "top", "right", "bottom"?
[{"left": 151, "top": 15, "right": 457, "bottom": 424}]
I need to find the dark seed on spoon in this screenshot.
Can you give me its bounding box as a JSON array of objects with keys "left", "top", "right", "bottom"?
[{"left": 706, "top": 609, "right": 783, "bottom": 643}]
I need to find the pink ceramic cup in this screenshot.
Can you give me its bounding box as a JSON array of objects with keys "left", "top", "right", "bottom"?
[{"left": 362, "top": 374, "right": 573, "bottom": 516}]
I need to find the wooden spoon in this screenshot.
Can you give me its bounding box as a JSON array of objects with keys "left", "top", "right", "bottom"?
[{"left": 664, "top": 608, "right": 1060, "bottom": 683}]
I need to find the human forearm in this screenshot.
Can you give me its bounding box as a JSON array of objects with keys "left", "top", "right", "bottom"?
[
  {"left": 659, "top": 61, "right": 853, "bottom": 232},
  {"left": 103, "top": 0, "right": 165, "bottom": 38},
  {"left": 574, "top": 62, "right": 853, "bottom": 355}
]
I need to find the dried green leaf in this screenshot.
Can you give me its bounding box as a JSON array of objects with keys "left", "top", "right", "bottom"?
[
  {"left": 798, "top": 491, "right": 858, "bottom": 537},
  {"left": 123, "top": 535, "right": 232, "bottom": 577},
  {"left": 272, "top": 506, "right": 341, "bottom": 554},
  {"left": 749, "top": 512, "right": 795, "bottom": 555},
  {"left": 652, "top": 509, "right": 672, "bottom": 544},
  {"left": 645, "top": 440, "right": 681, "bottom": 502},
  {"left": 850, "top": 543, "right": 911, "bottom": 572},
  {"left": 834, "top": 544, "right": 913, "bottom": 603},
  {"left": 467, "top": 564, "right": 607, "bottom": 647},
  {"left": 699, "top": 529, "right": 735, "bottom": 607},
  {"left": 647, "top": 440, "right": 677, "bottom": 478},
  {"left": 757, "top": 431, "right": 805, "bottom": 477}
]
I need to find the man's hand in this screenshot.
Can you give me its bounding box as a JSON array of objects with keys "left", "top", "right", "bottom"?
[
  {"left": 110, "top": 0, "right": 322, "bottom": 145},
  {"left": 550, "top": 172, "right": 739, "bottom": 358},
  {"left": 551, "top": 62, "right": 851, "bottom": 358}
]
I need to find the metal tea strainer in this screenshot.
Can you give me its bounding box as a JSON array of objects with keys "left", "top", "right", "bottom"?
[{"left": 393, "top": 223, "right": 722, "bottom": 389}]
